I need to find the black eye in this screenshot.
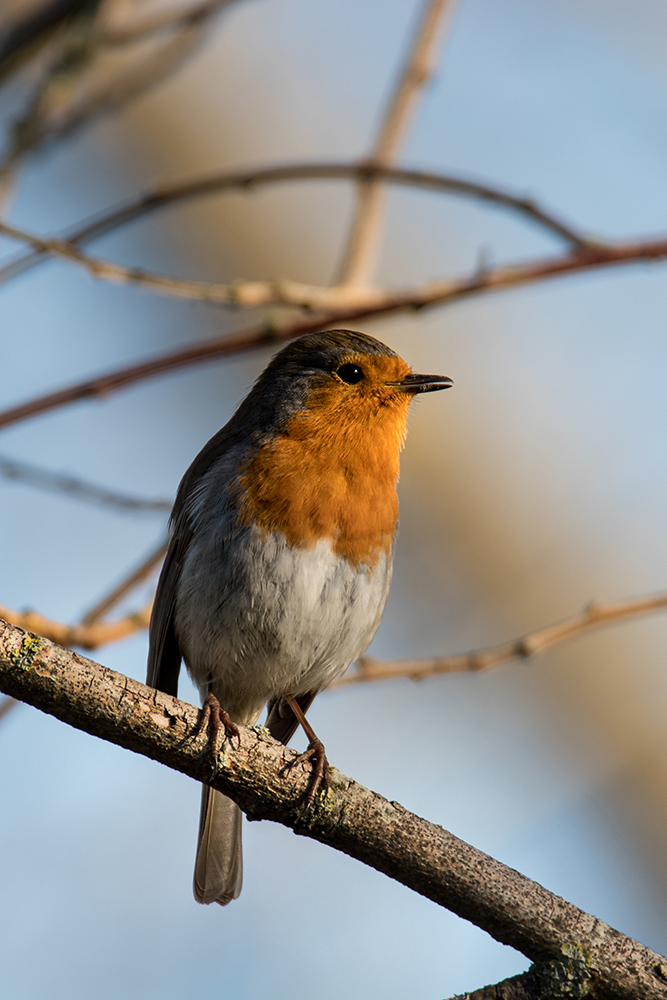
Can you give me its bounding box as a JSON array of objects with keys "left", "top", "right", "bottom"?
[{"left": 335, "top": 363, "right": 365, "bottom": 385}]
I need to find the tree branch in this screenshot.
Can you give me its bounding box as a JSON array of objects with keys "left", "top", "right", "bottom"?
[
  {"left": 80, "top": 539, "right": 167, "bottom": 626},
  {"left": 0, "top": 603, "right": 151, "bottom": 650},
  {"left": 100, "top": 0, "right": 242, "bottom": 47},
  {"left": 1, "top": 235, "right": 667, "bottom": 431},
  {"left": 0, "top": 616, "right": 665, "bottom": 1000},
  {"left": 0, "top": 0, "right": 88, "bottom": 75},
  {"left": 1, "top": 583, "right": 663, "bottom": 691},
  {"left": 0, "top": 0, "right": 246, "bottom": 171},
  {"left": 0, "top": 200, "right": 590, "bottom": 307},
  {"left": 337, "top": 0, "right": 455, "bottom": 286},
  {"left": 0, "top": 162, "right": 589, "bottom": 286},
  {"left": 447, "top": 972, "right": 540, "bottom": 1000},
  {"left": 0, "top": 694, "right": 17, "bottom": 720},
  {"left": 446, "top": 957, "right": 590, "bottom": 1000},
  {"left": 4, "top": 219, "right": 385, "bottom": 307},
  {"left": 0, "top": 322, "right": 282, "bottom": 430},
  {"left": 0, "top": 452, "right": 171, "bottom": 513},
  {"left": 339, "top": 589, "right": 667, "bottom": 685}
]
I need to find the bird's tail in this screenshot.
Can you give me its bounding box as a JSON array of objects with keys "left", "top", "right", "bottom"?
[{"left": 193, "top": 785, "right": 243, "bottom": 906}]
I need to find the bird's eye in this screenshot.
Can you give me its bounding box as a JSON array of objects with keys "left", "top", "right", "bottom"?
[{"left": 335, "top": 363, "right": 365, "bottom": 385}]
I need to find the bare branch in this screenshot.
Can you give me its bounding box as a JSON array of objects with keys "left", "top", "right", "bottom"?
[
  {"left": 80, "top": 539, "right": 167, "bottom": 626},
  {"left": 2, "top": 219, "right": 368, "bottom": 306},
  {"left": 0, "top": 540, "right": 166, "bottom": 695},
  {"left": 338, "top": 589, "right": 667, "bottom": 686},
  {"left": 100, "top": 0, "right": 242, "bottom": 46},
  {"left": 0, "top": 0, "right": 88, "bottom": 76},
  {"left": 0, "top": 218, "right": 245, "bottom": 301},
  {"left": 0, "top": 694, "right": 18, "bottom": 720},
  {"left": 0, "top": 162, "right": 590, "bottom": 287},
  {"left": 0, "top": 617, "right": 665, "bottom": 1000},
  {"left": 0, "top": 164, "right": 590, "bottom": 304},
  {"left": 0, "top": 602, "right": 151, "bottom": 650},
  {"left": 445, "top": 950, "right": 597, "bottom": 1000},
  {"left": 4, "top": 31, "right": 206, "bottom": 168},
  {"left": 337, "top": 0, "right": 456, "bottom": 286},
  {"left": 63, "top": 163, "right": 584, "bottom": 249},
  {"left": 4, "top": 585, "right": 666, "bottom": 694},
  {"left": 0, "top": 452, "right": 171, "bottom": 513},
  {"left": 1, "top": 0, "right": 246, "bottom": 170},
  {"left": 0, "top": 322, "right": 282, "bottom": 430},
  {"left": 445, "top": 962, "right": 577, "bottom": 1000},
  {"left": 1, "top": 234, "right": 666, "bottom": 430},
  {"left": 446, "top": 973, "right": 539, "bottom": 1000}
]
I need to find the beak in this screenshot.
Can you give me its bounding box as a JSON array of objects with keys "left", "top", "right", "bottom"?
[{"left": 387, "top": 373, "right": 454, "bottom": 394}]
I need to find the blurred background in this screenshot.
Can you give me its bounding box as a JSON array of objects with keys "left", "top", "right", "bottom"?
[{"left": 2, "top": 0, "right": 667, "bottom": 996}]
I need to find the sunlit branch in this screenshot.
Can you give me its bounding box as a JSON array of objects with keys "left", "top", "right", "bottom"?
[
  {"left": 0, "top": 602, "right": 151, "bottom": 651},
  {"left": 0, "top": 233, "right": 666, "bottom": 430},
  {"left": 80, "top": 539, "right": 167, "bottom": 626},
  {"left": 337, "top": 589, "right": 667, "bottom": 686},
  {"left": 0, "top": 162, "right": 589, "bottom": 286},
  {"left": 337, "top": 0, "right": 456, "bottom": 286},
  {"left": 101, "top": 0, "right": 242, "bottom": 46},
  {"left": 0, "top": 0, "right": 88, "bottom": 74},
  {"left": 2, "top": 587, "right": 665, "bottom": 690}
]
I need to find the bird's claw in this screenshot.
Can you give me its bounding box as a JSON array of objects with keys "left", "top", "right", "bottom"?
[
  {"left": 291, "top": 736, "right": 331, "bottom": 808},
  {"left": 192, "top": 691, "right": 240, "bottom": 777}
]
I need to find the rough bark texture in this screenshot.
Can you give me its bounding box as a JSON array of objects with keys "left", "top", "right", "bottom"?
[
  {"left": 449, "top": 969, "right": 546, "bottom": 1000},
  {"left": 1, "top": 617, "right": 666, "bottom": 1000},
  {"left": 449, "top": 946, "right": 597, "bottom": 999}
]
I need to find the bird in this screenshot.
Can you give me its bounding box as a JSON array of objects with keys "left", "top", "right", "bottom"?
[{"left": 147, "top": 328, "right": 452, "bottom": 906}]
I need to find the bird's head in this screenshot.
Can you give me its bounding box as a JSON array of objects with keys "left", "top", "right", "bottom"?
[{"left": 242, "top": 329, "right": 452, "bottom": 445}]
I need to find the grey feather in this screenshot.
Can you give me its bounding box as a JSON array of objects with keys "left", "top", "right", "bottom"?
[{"left": 193, "top": 786, "right": 243, "bottom": 906}]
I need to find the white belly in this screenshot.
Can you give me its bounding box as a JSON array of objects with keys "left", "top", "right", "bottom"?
[{"left": 174, "top": 521, "right": 393, "bottom": 724}]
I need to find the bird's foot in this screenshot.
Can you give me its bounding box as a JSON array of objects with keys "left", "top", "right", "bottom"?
[
  {"left": 291, "top": 736, "right": 331, "bottom": 808},
  {"left": 193, "top": 691, "right": 240, "bottom": 776}
]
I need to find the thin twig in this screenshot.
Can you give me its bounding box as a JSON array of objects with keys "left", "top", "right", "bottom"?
[
  {"left": 0, "top": 453, "right": 171, "bottom": 513},
  {"left": 0, "top": 212, "right": 632, "bottom": 310},
  {"left": 1, "top": 219, "right": 373, "bottom": 306},
  {"left": 0, "top": 602, "right": 151, "bottom": 651},
  {"left": 0, "top": 163, "right": 589, "bottom": 286},
  {"left": 0, "top": 695, "right": 18, "bottom": 720},
  {"left": 100, "top": 0, "right": 241, "bottom": 46},
  {"left": 0, "top": 233, "right": 665, "bottom": 430},
  {"left": 80, "top": 539, "right": 167, "bottom": 626},
  {"left": 2, "top": 587, "right": 666, "bottom": 683},
  {"left": 0, "top": 0, "right": 245, "bottom": 172},
  {"left": 337, "top": 0, "right": 456, "bottom": 286},
  {"left": 0, "top": 217, "right": 393, "bottom": 305},
  {"left": 0, "top": 218, "right": 259, "bottom": 303},
  {"left": 0, "top": 0, "right": 88, "bottom": 74},
  {"left": 338, "top": 589, "right": 667, "bottom": 686},
  {"left": 0, "top": 322, "right": 281, "bottom": 430}
]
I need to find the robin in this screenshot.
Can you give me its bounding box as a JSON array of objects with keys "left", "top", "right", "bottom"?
[{"left": 147, "top": 329, "right": 452, "bottom": 906}]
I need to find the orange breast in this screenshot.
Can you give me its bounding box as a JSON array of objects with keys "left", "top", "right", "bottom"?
[{"left": 238, "top": 356, "right": 412, "bottom": 567}]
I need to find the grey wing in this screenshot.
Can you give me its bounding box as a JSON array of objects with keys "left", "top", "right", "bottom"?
[
  {"left": 147, "top": 420, "right": 244, "bottom": 696},
  {"left": 146, "top": 533, "right": 185, "bottom": 696}
]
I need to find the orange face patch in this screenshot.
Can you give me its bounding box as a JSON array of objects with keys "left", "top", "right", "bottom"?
[{"left": 238, "top": 354, "right": 413, "bottom": 567}]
